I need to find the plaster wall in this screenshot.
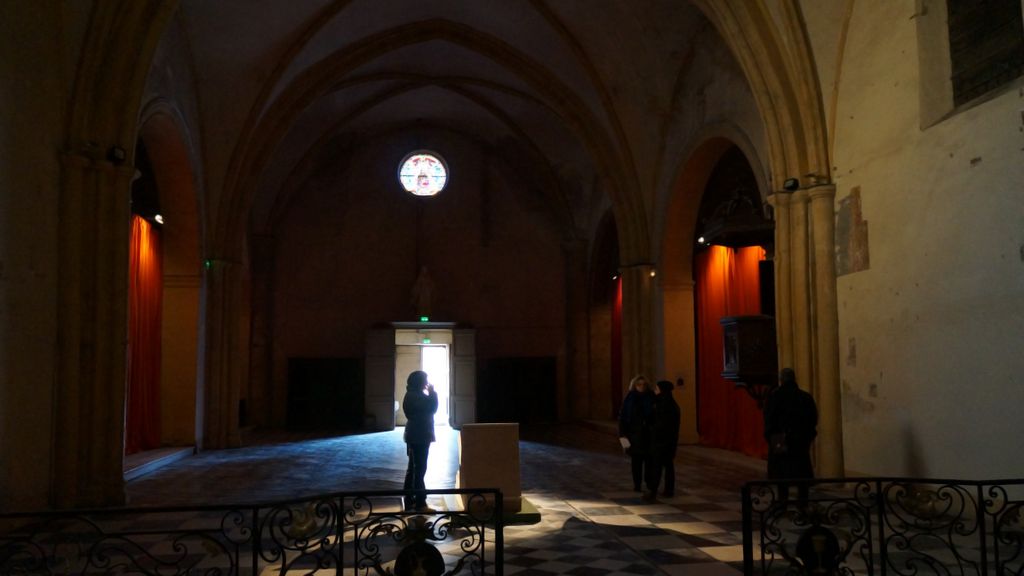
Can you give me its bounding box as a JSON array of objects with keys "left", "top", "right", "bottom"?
[
  {"left": 829, "top": 0, "right": 1024, "bottom": 478},
  {"left": 269, "top": 133, "right": 566, "bottom": 427}
]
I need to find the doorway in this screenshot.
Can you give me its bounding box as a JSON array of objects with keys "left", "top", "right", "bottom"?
[{"left": 394, "top": 329, "right": 453, "bottom": 426}]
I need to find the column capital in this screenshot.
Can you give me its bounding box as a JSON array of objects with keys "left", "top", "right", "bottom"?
[
  {"left": 768, "top": 190, "right": 792, "bottom": 208},
  {"left": 61, "top": 149, "right": 135, "bottom": 177},
  {"left": 808, "top": 183, "right": 837, "bottom": 202}
]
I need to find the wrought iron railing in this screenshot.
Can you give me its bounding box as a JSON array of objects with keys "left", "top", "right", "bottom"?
[
  {"left": 742, "top": 478, "right": 1024, "bottom": 576},
  {"left": 0, "top": 488, "right": 503, "bottom": 575}
]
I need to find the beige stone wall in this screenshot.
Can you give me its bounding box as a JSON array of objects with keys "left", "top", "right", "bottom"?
[{"left": 816, "top": 0, "right": 1024, "bottom": 478}]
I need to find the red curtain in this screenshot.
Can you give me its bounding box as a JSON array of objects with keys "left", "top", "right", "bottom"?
[
  {"left": 696, "top": 245, "right": 768, "bottom": 458},
  {"left": 126, "top": 215, "right": 162, "bottom": 455}
]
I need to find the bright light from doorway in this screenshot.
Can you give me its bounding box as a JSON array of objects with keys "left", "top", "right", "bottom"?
[{"left": 421, "top": 346, "right": 450, "bottom": 425}]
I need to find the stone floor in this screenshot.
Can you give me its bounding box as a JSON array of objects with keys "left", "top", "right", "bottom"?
[{"left": 124, "top": 422, "right": 768, "bottom": 576}]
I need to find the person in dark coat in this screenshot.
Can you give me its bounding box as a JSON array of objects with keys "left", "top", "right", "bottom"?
[
  {"left": 763, "top": 367, "right": 818, "bottom": 505},
  {"left": 403, "top": 370, "right": 438, "bottom": 512},
  {"left": 619, "top": 374, "right": 654, "bottom": 492},
  {"left": 646, "top": 379, "right": 682, "bottom": 498}
]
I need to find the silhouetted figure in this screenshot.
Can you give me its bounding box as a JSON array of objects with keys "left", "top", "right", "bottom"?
[
  {"left": 646, "top": 379, "right": 681, "bottom": 498},
  {"left": 619, "top": 374, "right": 654, "bottom": 494},
  {"left": 403, "top": 370, "right": 438, "bottom": 512},
  {"left": 763, "top": 368, "right": 818, "bottom": 505}
]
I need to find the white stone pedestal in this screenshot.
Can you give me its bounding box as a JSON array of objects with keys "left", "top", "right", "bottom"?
[{"left": 457, "top": 423, "right": 522, "bottom": 513}]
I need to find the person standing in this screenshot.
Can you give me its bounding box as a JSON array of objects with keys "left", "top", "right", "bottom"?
[
  {"left": 403, "top": 370, "right": 438, "bottom": 512},
  {"left": 763, "top": 368, "right": 818, "bottom": 505},
  {"left": 619, "top": 374, "right": 655, "bottom": 493},
  {"left": 646, "top": 379, "right": 681, "bottom": 499}
]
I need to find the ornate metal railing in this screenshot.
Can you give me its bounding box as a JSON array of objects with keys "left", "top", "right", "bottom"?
[
  {"left": 0, "top": 488, "right": 503, "bottom": 575},
  {"left": 742, "top": 478, "right": 1024, "bottom": 576}
]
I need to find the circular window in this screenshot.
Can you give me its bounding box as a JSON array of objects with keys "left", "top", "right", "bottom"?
[{"left": 398, "top": 151, "right": 448, "bottom": 197}]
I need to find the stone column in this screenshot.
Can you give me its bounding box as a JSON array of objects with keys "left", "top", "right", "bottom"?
[
  {"left": 619, "top": 263, "right": 655, "bottom": 393},
  {"left": 53, "top": 153, "right": 133, "bottom": 508},
  {"left": 199, "top": 257, "right": 244, "bottom": 450},
  {"left": 788, "top": 190, "right": 814, "bottom": 393},
  {"left": 563, "top": 238, "right": 590, "bottom": 420},
  {"left": 809, "top": 184, "right": 844, "bottom": 477},
  {"left": 768, "top": 192, "right": 794, "bottom": 369},
  {"left": 247, "top": 234, "right": 275, "bottom": 429}
]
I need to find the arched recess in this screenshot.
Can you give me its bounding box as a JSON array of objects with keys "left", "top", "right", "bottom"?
[
  {"left": 659, "top": 129, "right": 768, "bottom": 446},
  {"left": 588, "top": 211, "right": 621, "bottom": 421},
  {"left": 136, "top": 107, "right": 204, "bottom": 453}
]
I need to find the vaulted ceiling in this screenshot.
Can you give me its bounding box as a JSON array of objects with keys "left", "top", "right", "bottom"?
[{"left": 171, "top": 0, "right": 728, "bottom": 246}]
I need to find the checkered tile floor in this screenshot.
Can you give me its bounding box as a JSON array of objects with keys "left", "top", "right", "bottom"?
[{"left": 120, "top": 422, "right": 767, "bottom": 576}]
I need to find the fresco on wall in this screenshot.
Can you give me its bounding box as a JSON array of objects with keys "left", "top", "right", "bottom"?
[{"left": 836, "top": 186, "right": 870, "bottom": 276}]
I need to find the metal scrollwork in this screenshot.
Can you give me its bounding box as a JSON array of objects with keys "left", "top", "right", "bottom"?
[
  {"left": 744, "top": 479, "right": 1024, "bottom": 576},
  {"left": 0, "top": 488, "right": 503, "bottom": 576}
]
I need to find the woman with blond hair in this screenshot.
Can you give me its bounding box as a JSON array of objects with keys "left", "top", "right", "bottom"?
[{"left": 618, "top": 374, "right": 655, "bottom": 492}]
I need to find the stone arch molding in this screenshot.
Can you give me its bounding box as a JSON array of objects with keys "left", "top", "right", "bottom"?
[
  {"left": 135, "top": 101, "right": 206, "bottom": 451},
  {"left": 656, "top": 122, "right": 768, "bottom": 288}
]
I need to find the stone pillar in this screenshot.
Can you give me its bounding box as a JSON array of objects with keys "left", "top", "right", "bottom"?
[
  {"left": 53, "top": 153, "right": 133, "bottom": 508},
  {"left": 200, "top": 257, "right": 244, "bottom": 450},
  {"left": 771, "top": 184, "right": 845, "bottom": 478},
  {"left": 563, "top": 238, "right": 590, "bottom": 420},
  {"left": 247, "top": 234, "right": 275, "bottom": 429},
  {"left": 768, "top": 192, "right": 794, "bottom": 369},
  {"left": 619, "top": 263, "right": 655, "bottom": 393},
  {"left": 809, "top": 184, "right": 844, "bottom": 477},
  {"left": 788, "top": 190, "right": 814, "bottom": 393}
]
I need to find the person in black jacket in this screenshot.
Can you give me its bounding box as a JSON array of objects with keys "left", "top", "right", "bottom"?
[
  {"left": 403, "top": 370, "right": 439, "bottom": 512},
  {"left": 619, "top": 374, "right": 654, "bottom": 492},
  {"left": 646, "top": 379, "right": 682, "bottom": 499},
  {"left": 763, "top": 368, "right": 818, "bottom": 505}
]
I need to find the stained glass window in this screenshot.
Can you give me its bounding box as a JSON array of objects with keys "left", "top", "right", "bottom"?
[{"left": 398, "top": 151, "right": 448, "bottom": 196}]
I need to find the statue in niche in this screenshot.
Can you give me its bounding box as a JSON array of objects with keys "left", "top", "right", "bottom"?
[{"left": 410, "top": 266, "right": 435, "bottom": 318}]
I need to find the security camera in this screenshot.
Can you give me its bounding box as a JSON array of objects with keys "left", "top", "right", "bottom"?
[{"left": 782, "top": 177, "right": 800, "bottom": 191}]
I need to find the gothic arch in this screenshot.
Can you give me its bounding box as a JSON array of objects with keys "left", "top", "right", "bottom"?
[
  {"left": 677, "top": 0, "right": 841, "bottom": 474},
  {"left": 136, "top": 105, "right": 204, "bottom": 452},
  {"left": 658, "top": 129, "right": 768, "bottom": 445}
]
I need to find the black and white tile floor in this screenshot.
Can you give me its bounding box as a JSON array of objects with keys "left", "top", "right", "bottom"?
[{"left": 125, "top": 423, "right": 768, "bottom": 576}]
